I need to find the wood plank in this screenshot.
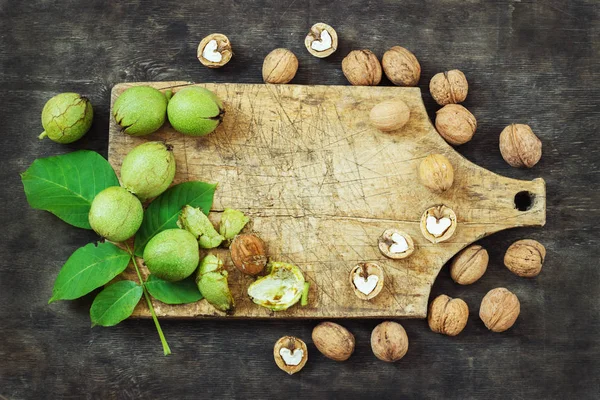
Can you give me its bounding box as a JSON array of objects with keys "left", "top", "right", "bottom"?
[{"left": 108, "top": 81, "right": 545, "bottom": 319}]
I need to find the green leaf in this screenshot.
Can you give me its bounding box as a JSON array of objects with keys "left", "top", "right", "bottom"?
[
  {"left": 49, "top": 242, "right": 131, "bottom": 303},
  {"left": 90, "top": 280, "right": 143, "bottom": 327},
  {"left": 21, "top": 150, "right": 119, "bottom": 229},
  {"left": 145, "top": 275, "right": 203, "bottom": 305},
  {"left": 134, "top": 181, "right": 217, "bottom": 256}
]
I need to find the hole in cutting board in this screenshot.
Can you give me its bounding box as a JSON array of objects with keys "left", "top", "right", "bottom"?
[{"left": 514, "top": 191, "right": 534, "bottom": 211}]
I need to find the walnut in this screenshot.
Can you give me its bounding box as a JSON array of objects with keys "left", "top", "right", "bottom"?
[
  {"left": 504, "top": 239, "right": 545, "bottom": 277},
  {"left": 378, "top": 229, "right": 415, "bottom": 260},
  {"left": 429, "top": 70, "right": 468, "bottom": 105},
  {"left": 420, "top": 205, "right": 457, "bottom": 243},
  {"left": 369, "top": 100, "right": 411, "bottom": 132},
  {"left": 262, "top": 48, "right": 298, "bottom": 84},
  {"left": 418, "top": 154, "right": 454, "bottom": 193},
  {"left": 341, "top": 50, "right": 382, "bottom": 86},
  {"left": 370, "top": 321, "right": 409, "bottom": 362},
  {"left": 230, "top": 234, "right": 267, "bottom": 276},
  {"left": 479, "top": 288, "right": 520, "bottom": 332},
  {"left": 273, "top": 336, "right": 308, "bottom": 375},
  {"left": 349, "top": 262, "right": 384, "bottom": 300},
  {"left": 499, "top": 124, "right": 542, "bottom": 168},
  {"left": 435, "top": 104, "right": 477, "bottom": 145},
  {"left": 305, "top": 22, "right": 338, "bottom": 58},
  {"left": 312, "top": 322, "right": 355, "bottom": 361},
  {"left": 382, "top": 46, "right": 421, "bottom": 86},
  {"left": 197, "top": 33, "right": 232, "bottom": 68},
  {"left": 450, "top": 244, "right": 488, "bottom": 285},
  {"left": 428, "top": 294, "right": 469, "bottom": 336}
]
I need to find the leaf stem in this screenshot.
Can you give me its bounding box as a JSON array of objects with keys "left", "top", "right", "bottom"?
[{"left": 126, "top": 245, "right": 171, "bottom": 356}]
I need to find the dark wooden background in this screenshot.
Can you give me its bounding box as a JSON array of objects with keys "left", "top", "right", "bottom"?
[{"left": 1, "top": 1, "right": 599, "bottom": 399}]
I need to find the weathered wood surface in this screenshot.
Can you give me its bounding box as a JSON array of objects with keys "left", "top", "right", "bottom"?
[
  {"left": 109, "top": 82, "right": 545, "bottom": 319},
  {"left": 2, "top": 1, "right": 599, "bottom": 399}
]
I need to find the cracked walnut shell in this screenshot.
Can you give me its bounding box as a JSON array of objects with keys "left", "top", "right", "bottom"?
[
  {"left": 342, "top": 50, "right": 382, "bottom": 86},
  {"left": 435, "top": 104, "right": 477, "bottom": 146},
  {"left": 479, "top": 288, "right": 520, "bottom": 332},
  {"left": 450, "top": 244, "right": 489, "bottom": 285},
  {"left": 262, "top": 48, "right": 298, "bottom": 84},
  {"left": 428, "top": 294, "right": 469, "bottom": 336},
  {"left": 382, "top": 46, "right": 421, "bottom": 86},
  {"left": 429, "top": 69, "right": 468, "bottom": 105},
  {"left": 499, "top": 124, "right": 542, "bottom": 168},
  {"left": 274, "top": 336, "right": 308, "bottom": 375},
  {"left": 504, "top": 239, "right": 545, "bottom": 277}
]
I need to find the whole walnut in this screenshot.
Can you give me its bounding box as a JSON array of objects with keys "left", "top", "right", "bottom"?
[
  {"left": 450, "top": 245, "right": 489, "bottom": 285},
  {"left": 382, "top": 46, "right": 421, "bottom": 86},
  {"left": 479, "top": 288, "right": 520, "bottom": 332},
  {"left": 418, "top": 153, "right": 454, "bottom": 193},
  {"left": 499, "top": 124, "right": 542, "bottom": 168},
  {"left": 435, "top": 104, "right": 477, "bottom": 145},
  {"left": 342, "top": 50, "right": 382, "bottom": 86},
  {"left": 429, "top": 70, "right": 468, "bottom": 105},
  {"left": 428, "top": 294, "right": 469, "bottom": 336},
  {"left": 370, "top": 321, "right": 409, "bottom": 362},
  {"left": 504, "top": 239, "right": 545, "bottom": 277},
  {"left": 262, "top": 48, "right": 298, "bottom": 84},
  {"left": 312, "top": 322, "right": 355, "bottom": 361}
]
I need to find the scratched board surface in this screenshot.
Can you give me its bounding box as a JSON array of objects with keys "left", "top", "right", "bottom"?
[{"left": 108, "top": 82, "right": 545, "bottom": 319}]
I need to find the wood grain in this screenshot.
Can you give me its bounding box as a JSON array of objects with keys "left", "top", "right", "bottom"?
[{"left": 108, "top": 82, "right": 545, "bottom": 319}]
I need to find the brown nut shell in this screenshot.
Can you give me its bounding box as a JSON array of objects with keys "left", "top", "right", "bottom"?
[
  {"left": 418, "top": 154, "right": 454, "bottom": 193},
  {"left": 273, "top": 336, "right": 308, "bottom": 375},
  {"left": 428, "top": 294, "right": 469, "bottom": 336},
  {"left": 304, "top": 22, "right": 338, "bottom": 58},
  {"left": 312, "top": 322, "right": 355, "bottom": 361},
  {"left": 435, "top": 104, "right": 477, "bottom": 146},
  {"left": 369, "top": 100, "right": 411, "bottom": 132},
  {"left": 450, "top": 245, "right": 489, "bottom": 285},
  {"left": 429, "top": 69, "right": 468, "bottom": 105},
  {"left": 382, "top": 46, "right": 421, "bottom": 86},
  {"left": 349, "top": 262, "right": 384, "bottom": 300},
  {"left": 378, "top": 229, "right": 415, "bottom": 260},
  {"left": 420, "top": 205, "right": 457, "bottom": 243},
  {"left": 262, "top": 48, "right": 298, "bottom": 84},
  {"left": 197, "top": 33, "right": 233, "bottom": 68},
  {"left": 499, "top": 124, "right": 542, "bottom": 168},
  {"left": 342, "top": 50, "right": 382, "bottom": 86},
  {"left": 504, "top": 239, "right": 545, "bottom": 277},
  {"left": 230, "top": 234, "right": 267, "bottom": 276},
  {"left": 371, "top": 321, "right": 409, "bottom": 362},
  {"left": 479, "top": 288, "right": 520, "bottom": 332}
]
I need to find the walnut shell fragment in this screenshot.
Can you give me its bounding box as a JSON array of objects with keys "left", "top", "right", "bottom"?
[
  {"left": 197, "top": 33, "right": 233, "bottom": 68},
  {"left": 420, "top": 205, "right": 457, "bottom": 243},
  {"left": 378, "top": 229, "right": 415, "bottom": 260},
  {"left": 304, "top": 22, "right": 338, "bottom": 58},
  {"left": 349, "top": 262, "right": 384, "bottom": 300}
]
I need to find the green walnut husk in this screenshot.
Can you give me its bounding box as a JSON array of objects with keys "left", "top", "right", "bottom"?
[
  {"left": 113, "top": 86, "right": 169, "bottom": 136},
  {"left": 120, "top": 141, "right": 176, "bottom": 201},
  {"left": 143, "top": 229, "right": 200, "bottom": 282},
  {"left": 219, "top": 208, "right": 249, "bottom": 240},
  {"left": 167, "top": 87, "right": 224, "bottom": 136},
  {"left": 247, "top": 262, "right": 305, "bottom": 311},
  {"left": 88, "top": 186, "right": 143, "bottom": 242},
  {"left": 177, "top": 205, "right": 224, "bottom": 249},
  {"left": 39, "top": 93, "right": 93, "bottom": 144},
  {"left": 196, "top": 254, "right": 234, "bottom": 313}
]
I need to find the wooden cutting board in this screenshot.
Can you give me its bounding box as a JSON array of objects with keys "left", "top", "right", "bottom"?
[{"left": 108, "top": 82, "right": 546, "bottom": 319}]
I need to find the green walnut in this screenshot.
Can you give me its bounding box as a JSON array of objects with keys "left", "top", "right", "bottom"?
[
  {"left": 247, "top": 262, "right": 305, "bottom": 311},
  {"left": 143, "top": 229, "right": 200, "bottom": 282},
  {"left": 196, "top": 254, "right": 234, "bottom": 313},
  {"left": 120, "top": 141, "right": 176, "bottom": 201},
  {"left": 39, "top": 93, "right": 93, "bottom": 144},
  {"left": 113, "top": 86, "right": 169, "bottom": 136},
  {"left": 219, "top": 208, "right": 249, "bottom": 240},
  {"left": 88, "top": 186, "right": 143, "bottom": 242},
  {"left": 177, "top": 205, "right": 224, "bottom": 249},
  {"left": 167, "top": 87, "right": 224, "bottom": 136}
]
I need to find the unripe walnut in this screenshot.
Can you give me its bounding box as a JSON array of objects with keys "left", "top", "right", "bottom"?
[
  {"left": 342, "top": 50, "right": 382, "bottom": 86},
  {"left": 499, "top": 124, "right": 542, "bottom": 168},
  {"left": 429, "top": 70, "right": 468, "bottom": 105},
  {"left": 435, "top": 104, "right": 477, "bottom": 145},
  {"left": 418, "top": 154, "right": 454, "bottom": 193},
  {"left": 262, "top": 48, "right": 298, "bottom": 84},
  {"left": 450, "top": 245, "right": 488, "bottom": 285},
  {"left": 371, "top": 321, "right": 409, "bottom": 362},
  {"left": 504, "top": 239, "right": 545, "bottom": 277},
  {"left": 382, "top": 46, "right": 421, "bottom": 86},
  {"left": 428, "top": 294, "right": 469, "bottom": 336},
  {"left": 479, "top": 288, "right": 520, "bottom": 332}
]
